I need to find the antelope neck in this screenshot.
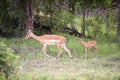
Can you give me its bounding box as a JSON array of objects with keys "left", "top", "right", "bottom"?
[{"left": 31, "top": 33, "right": 42, "bottom": 42}]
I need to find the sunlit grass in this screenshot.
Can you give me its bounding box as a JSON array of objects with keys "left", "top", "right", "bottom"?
[{"left": 10, "top": 56, "right": 120, "bottom": 80}]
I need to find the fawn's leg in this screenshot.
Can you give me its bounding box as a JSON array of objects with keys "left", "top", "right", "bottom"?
[
  {"left": 93, "top": 46, "right": 98, "bottom": 58},
  {"left": 84, "top": 49, "right": 87, "bottom": 60},
  {"left": 88, "top": 48, "right": 93, "bottom": 58}
]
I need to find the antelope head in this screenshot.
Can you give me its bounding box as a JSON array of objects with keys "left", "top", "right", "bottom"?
[{"left": 25, "top": 30, "right": 33, "bottom": 39}]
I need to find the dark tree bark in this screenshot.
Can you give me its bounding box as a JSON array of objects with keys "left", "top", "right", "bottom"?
[
  {"left": 81, "top": 5, "right": 86, "bottom": 37},
  {"left": 25, "top": 0, "right": 34, "bottom": 32},
  {"left": 118, "top": 3, "right": 120, "bottom": 35}
]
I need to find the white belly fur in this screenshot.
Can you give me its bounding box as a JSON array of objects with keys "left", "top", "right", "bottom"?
[{"left": 45, "top": 40, "right": 58, "bottom": 45}]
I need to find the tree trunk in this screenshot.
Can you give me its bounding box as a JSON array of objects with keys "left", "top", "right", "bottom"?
[
  {"left": 118, "top": 3, "right": 120, "bottom": 35},
  {"left": 106, "top": 9, "right": 110, "bottom": 38},
  {"left": 25, "top": 0, "right": 34, "bottom": 32},
  {"left": 70, "top": 3, "right": 75, "bottom": 30},
  {"left": 81, "top": 5, "right": 86, "bottom": 37}
]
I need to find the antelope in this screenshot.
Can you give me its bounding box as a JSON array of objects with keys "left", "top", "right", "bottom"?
[
  {"left": 79, "top": 39, "right": 98, "bottom": 59},
  {"left": 25, "top": 30, "right": 72, "bottom": 58}
]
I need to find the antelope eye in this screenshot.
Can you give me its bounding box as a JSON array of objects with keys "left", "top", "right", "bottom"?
[{"left": 27, "top": 32, "right": 29, "bottom": 35}]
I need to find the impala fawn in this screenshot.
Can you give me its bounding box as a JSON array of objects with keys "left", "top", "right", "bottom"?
[
  {"left": 79, "top": 39, "right": 98, "bottom": 59},
  {"left": 25, "top": 30, "right": 72, "bottom": 58}
]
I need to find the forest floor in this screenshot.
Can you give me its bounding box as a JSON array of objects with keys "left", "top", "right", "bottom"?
[
  {"left": 2, "top": 38, "right": 120, "bottom": 80},
  {"left": 18, "top": 55, "right": 120, "bottom": 80}
]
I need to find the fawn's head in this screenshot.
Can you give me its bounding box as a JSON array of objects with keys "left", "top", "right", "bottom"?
[
  {"left": 79, "top": 39, "right": 83, "bottom": 43},
  {"left": 25, "top": 30, "right": 33, "bottom": 39}
]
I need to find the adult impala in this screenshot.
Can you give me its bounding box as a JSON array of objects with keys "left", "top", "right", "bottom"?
[
  {"left": 79, "top": 39, "right": 98, "bottom": 59},
  {"left": 25, "top": 30, "right": 72, "bottom": 58}
]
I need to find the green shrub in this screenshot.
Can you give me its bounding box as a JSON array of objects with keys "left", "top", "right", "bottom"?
[{"left": 0, "top": 41, "right": 20, "bottom": 79}]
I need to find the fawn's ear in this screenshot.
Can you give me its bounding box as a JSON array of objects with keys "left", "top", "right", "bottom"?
[{"left": 79, "top": 38, "right": 82, "bottom": 41}]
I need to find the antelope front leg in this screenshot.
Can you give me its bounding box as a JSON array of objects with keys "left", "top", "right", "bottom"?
[
  {"left": 56, "top": 45, "right": 62, "bottom": 58},
  {"left": 63, "top": 43, "right": 72, "bottom": 58},
  {"left": 42, "top": 45, "right": 50, "bottom": 58}
]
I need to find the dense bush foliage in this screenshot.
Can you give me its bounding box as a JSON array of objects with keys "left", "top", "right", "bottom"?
[
  {"left": 0, "top": 41, "right": 20, "bottom": 79},
  {"left": 53, "top": 11, "right": 74, "bottom": 29}
]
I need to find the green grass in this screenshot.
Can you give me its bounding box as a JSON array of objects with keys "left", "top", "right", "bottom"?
[
  {"left": 7, "top": 57, "right": 120, "bottom": 80},
  {"left": 0, "top": 34, "right": 120, "bottom": 80}
]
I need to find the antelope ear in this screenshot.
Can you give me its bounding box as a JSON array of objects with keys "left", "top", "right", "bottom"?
[{"left": 28, "top": 29, "right": 31, "bottom": 33}]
